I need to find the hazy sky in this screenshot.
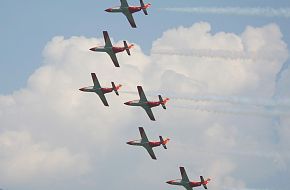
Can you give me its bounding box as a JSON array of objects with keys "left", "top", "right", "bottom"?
[
  {"left": 1, "top": 0, "right": 290, "bottom": 93},
  {"left": 0, "top": 1, "right": 290, "bottom": 190}
]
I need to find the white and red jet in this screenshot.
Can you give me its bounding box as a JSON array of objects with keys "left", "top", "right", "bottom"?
[
  {"left": 105, "top": 0, "right": 151, "bottom": 28},
  {"left": 127, "top": 127, "right": 170, "bottom": 160},
  {"left": 167, "top": 167, "right": 211, "bottom": 190},
  {"left": 89, "top": 31, "right": 134, "bottom": 67},
  {"left": 79, "top": 73, "right": 122, "bottom": 106},
  {"left": 124, "top": 86, "right": 169, "bottom": 121}
]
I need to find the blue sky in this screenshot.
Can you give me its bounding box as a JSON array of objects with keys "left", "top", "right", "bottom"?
[
  {"left": 0, "top": 0, "right": 289, "bottom": 94},
  {"left": 1, "top": 1, "right": 290, "bottom": 190}
]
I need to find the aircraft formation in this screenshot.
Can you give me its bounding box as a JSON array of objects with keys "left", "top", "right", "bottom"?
[{"left": 79, "top": 0, "right": 211, "bottom": 189}]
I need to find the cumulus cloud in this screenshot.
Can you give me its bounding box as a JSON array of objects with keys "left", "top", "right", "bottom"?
[
  {"left": 0, "top": 131, "right": 90, "bottom": 187},
  {"left": 0, "top": 22, "right": 289, "bottom": 190}
]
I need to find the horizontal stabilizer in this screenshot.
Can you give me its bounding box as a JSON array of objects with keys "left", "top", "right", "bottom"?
[
  {"left": 200, "top": 176, "right": 204, "bottom": 183},
  {"left": 143, "top": 8, "right": 148, "bottom": 15},
  {"left": 112, "top": 82, "right": 121, "bottom": 96},
  {"left": 159, "top": 95, "right": 169, "bottom": 109},
  {"left": 140, "top": 0, "right": 150, "bottom": 15},
  {"left": 159, "top": 136, "right": 168, "bottom": 149},
  {"left": 123, "top": 41, "right": 131, "bottom": 55},
  {"left": 200, "top": 176, "right": 210, "bottom": 189}
]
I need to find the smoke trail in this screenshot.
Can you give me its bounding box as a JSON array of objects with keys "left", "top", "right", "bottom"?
[
  {"left": 121, "top": 90, "right": 290, "bottom": 108},
  {"left": 151, "top": 49, "right": 254, "bottom": 61},
  {"left": 171, "top": 104, "right": 290, "bottom": 117},
  {"left": 161, "top": 7, "right": 290, "bottom": 18},
  {"left": 170, "top": 95, "right": 290, "bottom": 108},
  {"left": 173, "top": 142, "right": 290, "bottom": 160},
  {"left": 223, "top": 188, "right": 270, "bottom": 190},
  {"left": 274, "top": 60, "right": 290, "bottom": 96}
]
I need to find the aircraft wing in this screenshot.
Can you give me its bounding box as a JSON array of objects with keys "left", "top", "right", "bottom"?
[
  {"left": 97, "top": 92, "right": 109, "bottom": 106},
  {"left": 139, "top": 127, "right": 149, "bottom": 143},
  {"left": 120, "top": 0, "right": 129, "bottom": 7},
  {"left": 107, "top": 52, "right": 120, "bottom": 67},
  {"left": 200, "top": 176, "right": 208, "bottom": 189},
  {"left": 137, "top": 86, "right": 148, "bottom": 102},
  {"left": 143, "top": 106, "right": 156, "bottom": 121},
  {"left": 144, "top": 145, "right": 157, "bottom": 160},
  {"left": 123, "top": 10, "right": 137, "bottom": 28},
  {"left": 180, "top": 167, "right": 190, "bottom": 183},
  {"left": 91, "top": 73, "right": 101, "bottom": 88},
  {"left": 103, "top": 31, "right": 113, "bottom": 48}
]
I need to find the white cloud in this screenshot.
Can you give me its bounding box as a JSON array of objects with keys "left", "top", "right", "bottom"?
[
  {"left": 0, "top": 131, "right": 90, "bottom": 184},
  {"left": 0, "top": 22, "right": 289, "bottom": 190}
]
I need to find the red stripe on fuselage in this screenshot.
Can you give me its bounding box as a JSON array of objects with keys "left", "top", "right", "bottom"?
[
  {"left": 112, "top": 47, "right": 126, "bottom": 53},
  {"left": 101, "top": 88, "right": 113, "bottom": 94},
  {"left": 147, "top": 101, "right": 161, "bottom": 107},
  {"left": 189, "top": 182, "right": 202, "bottom": 187},
  {"left": 149, "top": 141, "right": 161, "bottom": 147},
  {"left": 128, "top": 6, "right": 142, "bottom": 13}
]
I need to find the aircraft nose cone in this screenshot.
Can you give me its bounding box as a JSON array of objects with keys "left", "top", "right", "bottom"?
[
  {"left": 126, "top": 141, "right": 131, "bottom": 145},
  {"left": 89, "top": 47, "right": 95, "bottom": 51},
  {"left": 166, "top": 181, "right": 171, "bottom": 184},
  {"left": 105, "top": 8, "right": 112, "bottom": 12},
  {"left": 124, "top": 101, "right": 130, "bottom": 105},
  {"left": 79, "top": 88, "right": 85, "bottom": 91}
]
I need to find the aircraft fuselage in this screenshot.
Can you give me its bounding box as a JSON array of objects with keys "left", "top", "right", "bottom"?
[
  {"left": 127, "top": 139, "right": 163, "bottom": 148},
  {"left": 79, "top": 86, "right": 113, "bottom": 94},
  {"left": 124, "top": 100, "right": 162, "bottom": 108},
  {"left": 167, "top": 180, "right": 204, "bottom": 189},
  {"left": 90, "top": 46, "right": 127, "bottom": 54},
  {"left": 105, "top": 6, "right": 143, "bottom": 14}
]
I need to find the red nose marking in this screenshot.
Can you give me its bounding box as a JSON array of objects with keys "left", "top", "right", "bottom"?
[{"left": 124, "top": 101, "right": 130, "bottom": 105}]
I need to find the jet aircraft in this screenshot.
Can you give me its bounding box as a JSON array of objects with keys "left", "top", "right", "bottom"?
[
  {"left": 124, "top": 86, "right": 169, "bottom": 121},
  {"left": 79, "top": 73, "right": 122, "bottom": 106},
  {"left": 127, "top": 127, "right": 170, "bottom": 160},
  {"left": 105, "top": 0, "right": 151, "bottom": 28},
  {"left": 167, "top": 167, "right": 211, "bottom": 190},
  {"left": 89, "top": 31, "right": 134, "bottom": 67}
]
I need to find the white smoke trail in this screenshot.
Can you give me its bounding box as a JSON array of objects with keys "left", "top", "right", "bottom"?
[
  {"left": 173, "top": 142, "right": 290, "bottom": 160},
  {"left": 121, "top": 90, "right": 290, "bottom": 108},
  {"left": 161, "top": 7, "right": 290, "bottom": 18},
  {"left": 172, "top": 104, "right": 290, "bottom": 117},
  {"left": 223, "top": 188, "right": 270, "bottom": 190},
  {"left": 170, "top": 95, "right": 290, "bottom": 108},
  {"left": 151, "top": 49, "right": 254, "bottom": 61}
]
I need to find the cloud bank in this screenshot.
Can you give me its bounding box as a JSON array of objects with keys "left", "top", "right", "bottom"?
[{"left": 0, "top": 22, "right": 289, "bottom": 190}]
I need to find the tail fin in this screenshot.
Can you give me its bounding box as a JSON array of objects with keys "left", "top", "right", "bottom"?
[
  {"left": 140, "top": 0, "right": 151, "bottom": 15},
  {"left": 111, "top": 82, "right": 122, "bottom": 96},
  {"left": 158, "top": 95, "right": 169, "bottom": 109},
  {"left": 200, "top": 176, "right": 210, "bottom": 189},
  {"left": 159, "top": 136, "right": 170, "bottom": 149},
  {"left": 123, "top": 41, "right": 134, "bottom": 56}
]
